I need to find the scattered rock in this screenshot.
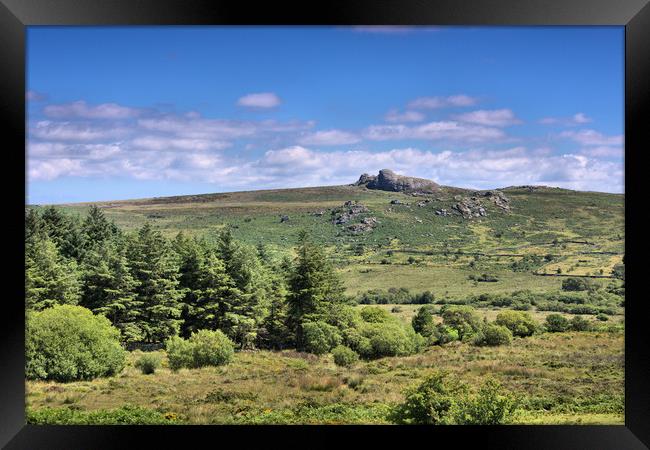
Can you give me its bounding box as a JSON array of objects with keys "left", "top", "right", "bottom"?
[
  {"left": 354, "top": 169, "right": 439, "bottom": 193},
  {"left": 280, "top": 215, "right": 290, "bottom": 223},
  {"left": 311, "top": 210, "right": 325, "bottom": 216},
  {"left": 435, "top": 209, "right": 449, "bottom": 216},
  {"left": 347, "top": 217, "right": 379, "bottom": 234},
  {"left": 332, "top": 201, "right": 369, "bottom": 225},
  {"left": 452, "top": 197, "right": 487, "bottom": 219}
]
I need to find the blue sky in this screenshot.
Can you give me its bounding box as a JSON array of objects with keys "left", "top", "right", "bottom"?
[{"left": 27, "top": 26, "right": 624, "bottom": 204}]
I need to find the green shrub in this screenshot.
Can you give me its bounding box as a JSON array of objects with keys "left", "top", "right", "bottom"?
[
  {"left": 562, "top": 277, "right": 597, "bottom": 292},
  {"left": 391, "top": 371, "right": 466, "bottom": 424},
  {"left": 190, "top": 329, "right": 235, "bottom": 367},
  {"left": 454, "top": 378, "right": 517, "bottom": 424},
  {"left": 134, "top": 353, "right": 161, "bottom": 374},
  {"left": 441, "top": 305, "right": 482, "bottom": 339},
  {"left": 411, "top": 305, "right": 435, "bottom": 337},
  {"left": 358, "top": 321, "right": 423, "bottom": 359},
  {"left": 26, "top": 305, "right": 126, "bottom": 382},
  {"left": 302, "top": 321, "right": 342, "bottom": 355},
  {"left": 332, "top": 345, "right": 359, "bottom": 367},
  {"left": 431, "top": 324, "right": 459, "bottom": 345},
  {"left": 596, "top": 313, "right": 609, "bottom": 322},
  {"left": 545, "top": 314, "right": 570, "bottom": 332},
  {"left": 359, "top": 306, "right": 391, "bottom": 323},
  {"left": 473, "top": 324, "right": 512, "bottom": 346},
  {"left": 570, "top": 315, "right": 592, "bottom": 331},
  {"left": 495, "top": 310, "right": 538, "bottom": 337},
  {"left": 166, "top": 330, "right": 234, "bottom": 370}
]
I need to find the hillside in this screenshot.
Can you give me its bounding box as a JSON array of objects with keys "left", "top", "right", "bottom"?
[{"left": 45, "top": 170, "right": 625, "bottom": 299}]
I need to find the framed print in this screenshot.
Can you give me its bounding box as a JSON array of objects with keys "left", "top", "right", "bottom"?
[{"left": 1, "top": 0, "right": 649, "bottom": 448}]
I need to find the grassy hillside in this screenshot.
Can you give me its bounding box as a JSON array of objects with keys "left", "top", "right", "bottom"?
[{"left": 47, "top": 183, "right": 624, "bottom": 300}]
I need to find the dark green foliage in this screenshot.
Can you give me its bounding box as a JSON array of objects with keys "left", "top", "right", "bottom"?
[
  {"left": 26, "top": 238, "right": 82, "bottom": 311},
  {"left": 411, "top": 305, "right": 435, "bottom": 337},
  {"left": 454, "top": 378, "right": 517, "bottom": 424},
  {"left": 26, "top": 305, "right": 126, "bottom": 381},
  {"left": 166, "top": 330, "right": 234, "bottom": 370},
  {"left": 332, "top": 345, "right": 359, "bottom": 367},
  {"left": 441, "top": 305, "right": 482, "bottom": 340},
  {"left": 473, "top": 323, "right": 513, "bottom": 346},
  {"left": 134, "top": 353, "right": 162, "bottom": 374},
  {"left": 562, "top": 277, "right": 597, "bottom": 292},
  {"left": 495, "top": 310, "right": 538, "bottom": 337},
  {"left": 39, "top": 206, "right": 86, "bottom": 261},
  {"left": 570, "top": 315, "right": 592, "bottom": 331},
  {"left": 127, "top": 224, "right": 183, "bottom": 343},
  {"left": 596, "top": 313, "right": 609, "bottom": 321},
  {"left": 391, "top": 371, "right": 466, "bottom": 425},
  {"left": 80, "top": 240, "right": 142, "bottom": 343},
  {"left": 287, "top": 230, "right": 346, "bottom": 350},
  {"left": 611, "top": 263, "right": 625, "bottom": 281},
  {"left": 545, "top": 314, "right": 571, "bottom": 332},
  {"left": 81, "top": 205, "right": 119, "bottom": 250},
  {"left": 430, "top": 324, "right": 459, "bottom": 345}
]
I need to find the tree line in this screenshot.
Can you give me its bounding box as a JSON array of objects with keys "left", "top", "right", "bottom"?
[{"left": 25, "top": 206, "right": 347, "bottom": 350}]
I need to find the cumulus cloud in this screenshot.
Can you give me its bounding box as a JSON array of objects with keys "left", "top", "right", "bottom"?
[
  {"left": 31, "top": 121, "right": 131, "bottom": 141},
  {"left": 453, "top": 109, "right": 521, "bottom": 127},
  {"left": 408, "top": 95, "right": 478, "bottom": 109},
  {"left": 131, "top": 136, "right": 231, "bottom": 151},
  {"left": 384, "top": 109, "right": 425, "bottom": 123},
  {"left": 297, "top": 130, "right": 361, "bottom": 146},
  {"left": 539, "top": 112, "right": 593, "bottom": 126},
  {"left": 44, "top": 101, "right": 141, "bottom": 119},
  {"left": 364, "top": 121, "right": 505, "bottom": 143},
  {"left": 236, "top": 92, "right": 281, "bottom": 109},
  {"left": 560, "top": 129, "right": 623, "bottom": 146}
]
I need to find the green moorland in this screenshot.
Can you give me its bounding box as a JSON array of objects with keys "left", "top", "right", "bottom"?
[{"left": 26, "top": 181, "right": 625, "bottom": 424}]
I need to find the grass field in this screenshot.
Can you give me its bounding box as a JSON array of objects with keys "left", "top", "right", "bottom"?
[{"left": 26, "top": 330, "right": 623, "bottom": 425}]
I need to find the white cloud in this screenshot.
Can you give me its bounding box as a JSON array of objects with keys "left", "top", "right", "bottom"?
[
  {"left": 384, "top": 109, "right": 425, "bottom": 123},
  {"left": 132, "top": 136, "right": 231, "bottom": 151},
  {"left": 236, "top": 92, "right": 281, "bottom": 109},
  {"left": 364, "top": 121, "right": 505, "bottom": 142},
  {"left": 579, "top": 146, "right": 624, "bottom": 158},
  {"left": 539, "top": 112, "right": 593, "bottom": 126},
  {"left": 44, "top": 101, "right": 141, "bottom": 119},
  {"left": 560, "top": 129, "right": 623, "bottom": 146},
  {"left": 31, "top": 121, "right": 131, "bottom": 141},
  {"left": 408, "top": 95, "right": 478, "bottom": 109},
  {"left": 297, "top": 130, "right": 361, "bottom": 146},
  {"left": 453, "top": 109, "right": 521, "bottom": 127}
]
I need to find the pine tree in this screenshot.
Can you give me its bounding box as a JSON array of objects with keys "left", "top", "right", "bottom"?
[
  {"left": 81, "top": 239, "right": 142, "bottom": 343},
  {"left": 286, "top": 230, "right": 345, "bottom": 349},
  {"left": 40, "top": 206, "right": 86, "bottom": 261},
  {"left": 26, "top": 237, "right": 82, "bottom": 310},
  {"left": 81, "top": 205, "right": 119, "bottom": 250},
  {"left": 127, "top": 224, "right": 183, "bottom": 344}
]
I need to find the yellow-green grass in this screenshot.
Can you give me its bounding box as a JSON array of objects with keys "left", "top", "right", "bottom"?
[
  {"left": 26, "top": 331, "right": 623, "bottom": 425},
  {"left": 339, "top": 264, "right": 563, "bottom": 297}
]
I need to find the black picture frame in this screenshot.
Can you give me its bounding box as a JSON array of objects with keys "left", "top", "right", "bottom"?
[{"left": 1, "top": 0, "right": 648, "bottom": 448}]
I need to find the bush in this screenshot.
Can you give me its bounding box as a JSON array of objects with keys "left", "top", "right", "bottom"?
[
  {"left": 431, "top": 324, "right": 459, "bottom": 345},
  {"left": 302, "top": 321, "right": 342, "bottom": 355},
  {"left": 27, "top": 405, "right": 179, "bottom": 425},
  {"left": 411, "top": 306, "right": 435, "bottom": 337},
  {"left": 359, "top": 306, "right": 391, "bottom": 323},
  {"left": 454, "top": 378, "right": 517, "bottom": 424},
  {"left": 166, "top": 330, "right": 234, "bottom": 370},
  {"left": 391, "top": 371, "right": 466, "bottom": 424},
  {"left": 166, "top": 336, "right": 195, "bottom": 370},
  {"left": 441, "top": 305, "right": 482, "bottom": 339},
  {"left": 134, "top": 353, "right": 161, "bottom": 375},
  {"left": 332, "top": 345, "right": 359, "bottom": 367},
  {"left": 596, "top": 313, "right": 609, "bottom": 322},
  {"left": 545, "top": 314, "right": 570, "bottom": 332},
  {"left": 495, "top": 310, "right": 538, "bottom": 337},
  {"left": 358, "top": 321, "right": 423, "bottom": 359},
  {"left": 391, "top": 306, "right": 403, "bottom": 313},
  {"left": 473, "top": 324, "right": 512, "bottom": 346},
  {"left": 26, "top": 305, "right": 126, "bottom": 382},
  {"left": 570, "top": 315, "right": 592, "bottom": 331},
  {"left": 562, "top": 277, "right": 597, "bottom": 292}
]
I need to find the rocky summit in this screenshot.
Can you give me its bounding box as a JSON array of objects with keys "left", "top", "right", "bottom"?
[{"left": 354, "top": 169, "right": 439, "bottom": 193}]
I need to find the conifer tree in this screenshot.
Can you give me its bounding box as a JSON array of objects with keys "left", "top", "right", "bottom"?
[
  {"left": 26, "top": 237, "right": 82, "bottom": 310},
  {"left": 82, "top": 205, "right": 119, "bottom": 250},
  {"left": 127, "top": 223, "right": 183, "bottom": 343},
  {"left": 286, "top": 230, "right": 345, "bottom": 349},
  {"left": 40, "top": 206, "right": 85, "bottom": 261},
  {"left": 81, "top": 239, "right": 142, "bottom": 343}
]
